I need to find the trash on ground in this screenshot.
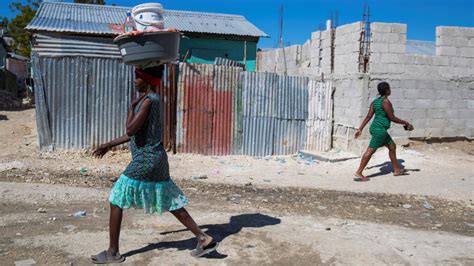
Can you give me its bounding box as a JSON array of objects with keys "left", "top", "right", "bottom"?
[
  {"left": 14, "top": 258, "right": 36, "bottom": 266},
  {"left": 79, "top": 167, "right": 87, "bottom": 174},
  {"left": 73, "top": 211, "right": 87, "bottom": 217},
  {"left": 192, "top": 175, "right": 208, "bottom": 181},
  {"left": 423, "top": 201, "right": 435, "bottom": 210},
  {"left": 402, "top": 204, "right": 412, "bottom": 209},
  {"left": 37, "top": 208, "right": 47, "bottom": 213}
]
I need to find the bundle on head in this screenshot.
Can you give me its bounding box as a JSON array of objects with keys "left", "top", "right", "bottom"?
[{"left": 135, "top": 65, "right": 164, "bottom": 86}]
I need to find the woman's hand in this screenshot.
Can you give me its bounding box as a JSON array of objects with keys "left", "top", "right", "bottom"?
[
  {"left": 93, "top": 143, "right": 111, "bottom": 159},
  {"left": 355, "top": 129, "right": 362, "bottom": 139}
]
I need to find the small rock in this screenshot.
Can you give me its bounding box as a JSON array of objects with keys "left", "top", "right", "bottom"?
[
  {"left": 37, "top": 208, "right": 47, "bottom": 213},
  {"left": 245, "top": 182, "right": 252, "bottom": 186},
  {"left": 325, "top": 227, "right": 331, "bottom": 231},
  {"left": 14, "top": 259, "right": 36, "bottom": 266},
  {"left": 16, "top": 233, "right": 22, "bottom": 236},
  {"left": 262, "top": 199, "right": 269, "bottom": 203},
  {"left": 423, "top": 201, "right": 434, "bottom": 210},
  {"left": 63, "top": 225, "right": 77, "bottom": 231},
  {"left": 402, "top": 204, "right": 412, "bottom": 209},
  {"left": 464, "top": 222, "right": 474, "bottom": 228},
  {"left": 192, "top": 175, "right": 208, "bottom": 181},
  {"left": 317, "top": 206, "right": 327, "bottom": 210},
  {"left": 263, "top": 179, "right": 271, "bottom": 183},
  {"left": 434, "top": 223, "right": 443, "bottom": 228}
]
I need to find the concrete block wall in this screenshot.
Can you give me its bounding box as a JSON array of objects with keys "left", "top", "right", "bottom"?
[
  {"left": 256, "top": 21, "right": 364, "bottom": 77},
  {"left": 370, "top": 24, "right": 474, "bottom": 78},
  {"left": 334, "top": 22, "right": 363, "bottom": 74}
]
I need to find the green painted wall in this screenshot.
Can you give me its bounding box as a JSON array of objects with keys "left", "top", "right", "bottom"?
[{"left": 179, "top": 37, "right": 257, "bottom": 71}]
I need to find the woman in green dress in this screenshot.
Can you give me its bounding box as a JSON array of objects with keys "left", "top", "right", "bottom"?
[
  {"left": 90, "top": 67, "right": 218, "bottom": 264},
  {"left": 354, "top": 82, "right": 413, "bottom": 182}
]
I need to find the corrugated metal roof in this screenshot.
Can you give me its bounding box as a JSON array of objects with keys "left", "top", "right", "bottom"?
[
  {"left": 26, "top": 2, "right": 268, "bottom": 38},
  {"left": 406, "top": 40, "right": 436, "bottom": 56}
]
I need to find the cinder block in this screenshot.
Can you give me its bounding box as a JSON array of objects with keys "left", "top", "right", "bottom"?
[
  {"left": 391, "top": 23, "right": 407, "bottom": 34},
  {"left": 445, "top": 109, "right": 459, "bottom": 119},
  {"left": 311, "top": 31, "right": 322, "bottom": 40},
  {"left": 458, "top": 109, "right": 471, "bottom": 118},
  {"left": 433, "top": 56, "right": 450, "bottom": 66},
  {"left": 401, "top": 55, "right": 416, "bottom": 64},
  {"left": 436, "top": 27, "right": 461, "bottom": 37},
  {"left": 404, "top": 89, "right": 420, "bottom": 99},
  {"left": 435, "top": 89, "right": 452, "bottom": 99},
  {"left": 415, "top": 55, "right": 435, "bottom": 65},
  {"left": 414, "top": 99, "right": 432, "bottom": 109},
  {"left": 458, "top": 27, "right": 474, "bottom": 37},
  {"left": 405, "top": 64, "right": 424, "bottom": 75},
  {"left": 459, "top": 47, "right": 474, "bottom": 58},
  {"left": 369, "top": 63, "right": 389, "bottom": 73},
  {"left": 448, "top": 118, "right": 464, "bottom": 128},
  {"left": 453, "top": 100, "right": 468, "bottom": 109},
  {"left": 411, "top": 109, "right": 427, "bottom": 119},
  {"left": 389, "top": 44, "right": 406, "bottom": 54},
  {"left": 454, "top": 67, "right": 470, "bottom": 76},
  {"left": 468, "top": 100, "right": 474, "bottom": 109},
  {"left": 371, "top": 43, "right": 390, "bottom": 53},
  {"left": 436, "top": 36, "right": 458, "bottom": 47},
  {"left": 383, "top": 33, "right": 400, "bottom": 43},
  {"left": 469, "top": 38, "right": 474, "bottom": 47},
  {"left": 443, "top": 127, "right": 463, "bottom": 137},
  {"left": 436, "top": 46, "right": 457, "bottom": 56},
  {"left": 428, "top": 109, "right": 446, "bottom": 119},
  {"left": 371, "top": 23, "right": 393, "bottom": 33},
  {"left": 381, "top": 53, "right": 401, "bottom": 63},
  {"left": 428, "top": 118, "right": 447, "bottom": 128},
  {"left": 388, "top": 63, "right": 405, "bottom": 74}
]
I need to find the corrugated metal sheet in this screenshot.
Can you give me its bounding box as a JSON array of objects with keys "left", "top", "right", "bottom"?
[
  {"left": 31, "top": 52, "right": 53, "bottom": 150},
  {"left": 305, "top": 80, "right": 334, "bottom": 151},
  {"left": 242, "top": 116, "right": 275, "bottom": 156},
  {"left": 241, "top": 72, "right": 310, "bottom": 156},
  {"left": 33, "top": 56, "right": 177, "bottom": 150},
  {"left": 214, "top": 57, "right": 245, "bottom": 68},
  {"left": 27, "top": 2, "right": 268, "bottom": 37},
  {"left": 176, "top": 63, "right": 242, "bottom": 155},
  {"left": 35, "top": 56, "right": 133, "bottom": 149},
  {"left": 406, "top": 40, "right": 436, "bottom": 56},
  {"left": 32, "top": 33, "right": 121, "bottom": 58}
]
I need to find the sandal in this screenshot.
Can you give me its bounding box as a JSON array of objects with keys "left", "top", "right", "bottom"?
[
  {"left": 191, "top": 241, "right": 220, "bottom": 258},
  {"left": 393, "top": 169, "right": 409, "bottom": 176},
  {"left": 91, "top": 250, "right": 125, "bottom": 264},
  {"left": 353, "top": 175, "right": 369, "bottom": 182}
]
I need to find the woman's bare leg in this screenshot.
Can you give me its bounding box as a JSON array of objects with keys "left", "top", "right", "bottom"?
[
  {"left": 355, "top": 147, "right": 376, "bottom": 178},
  {"left": 387, "top": 143, "right": 402, "bottom": 174},
  {"left": 108, "top": 203, "right": 123, "bottom": 255},
  {"left": 171, "top": 208, "right": 213, "bottom": 247}
]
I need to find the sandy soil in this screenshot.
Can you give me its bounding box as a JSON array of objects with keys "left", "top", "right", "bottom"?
[{"left": 0, "top": 108, "right": 473, "bottom": 265}]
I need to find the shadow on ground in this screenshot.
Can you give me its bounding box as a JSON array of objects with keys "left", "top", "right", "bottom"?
[
  {"left": 123, "top": 213, "right": 281, "bottom": 259},
  {"left": 366, "top": 159, "right": 421, "bottom": 178}
]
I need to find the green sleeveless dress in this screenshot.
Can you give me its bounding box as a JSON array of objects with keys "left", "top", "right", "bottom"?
[
  {"left": 369, "top": 97, "right": 394, "bottom": 149},
  {"left": 109, "top": 93, "right": 188, "bottom": 214}
]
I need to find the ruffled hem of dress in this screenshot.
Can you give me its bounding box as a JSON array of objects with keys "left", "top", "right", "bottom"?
[{"left": 108, "top": 174, "right": 188, "bottom": 214}]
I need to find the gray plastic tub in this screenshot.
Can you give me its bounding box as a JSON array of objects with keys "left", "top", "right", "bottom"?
[{"left": 114, "top": 31, "right": 181, "bottom": 67}]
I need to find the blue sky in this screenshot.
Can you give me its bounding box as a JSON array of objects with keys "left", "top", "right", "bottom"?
[{"left": 1, "top": 0, "right": 473, "bottom": 48}]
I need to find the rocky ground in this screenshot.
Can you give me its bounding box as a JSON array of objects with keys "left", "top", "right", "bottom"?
[{"left": 0, "top": 108, "right": 473, "bottom": 265}]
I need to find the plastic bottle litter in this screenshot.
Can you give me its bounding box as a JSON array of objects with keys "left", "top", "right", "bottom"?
[
  {"left": 423, "top": 201, "right": 434, "bottom": 210},
  {"left": 124, "top": 10, "right": 136, "bottom": 33},
  {"left": 79, "top": 167, "right": 87, "bottom": 174},
  {"left": 73, "top": 211, "right": 87, "bottom": 217}
]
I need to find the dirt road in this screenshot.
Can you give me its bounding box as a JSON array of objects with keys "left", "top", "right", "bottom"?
[{"left": 1, "top": 108, "right": 473, "bottom": 265}]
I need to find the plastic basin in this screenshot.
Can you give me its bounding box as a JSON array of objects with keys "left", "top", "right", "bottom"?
[{"left": 114, "top": 31, "right": 180, "bottom": 67}]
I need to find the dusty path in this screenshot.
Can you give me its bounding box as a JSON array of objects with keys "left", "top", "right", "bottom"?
[
  {"left": 1, "top": 108, "right": 474, "bottom": 265},
  {"left": 1, "top": 181, "right": 473, "bottom": 265}
]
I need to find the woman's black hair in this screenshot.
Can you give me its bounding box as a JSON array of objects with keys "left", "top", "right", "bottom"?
[{"left": 377, "top": 82, "right": 390, "bottom": 96}]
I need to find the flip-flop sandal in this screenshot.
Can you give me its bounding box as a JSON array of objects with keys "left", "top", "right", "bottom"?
[
  {"left": 191, "top": 241, "right": 220, "bottom": 258},
  {"left": 393, "top": 169, "right": 409, "bottom": 176},
  {"left": 91, "top": 250, "right": 125, "bottom": 264},
  {"left": 353, "top": 176, "right": 369, "bottom": 182}
]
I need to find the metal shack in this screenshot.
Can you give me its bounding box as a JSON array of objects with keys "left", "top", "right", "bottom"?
[{"left": 26, "top": 1, "right": 267, "bottom": 150}]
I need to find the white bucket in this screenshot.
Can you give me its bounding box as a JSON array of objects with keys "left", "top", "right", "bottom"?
[{"left": 132, "top": 3, "right": 165, "bottom": 31}]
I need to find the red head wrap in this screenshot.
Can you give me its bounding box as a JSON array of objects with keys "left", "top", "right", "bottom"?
[{"left": 135, "top": 68, "right": 162, "bottom": 86}]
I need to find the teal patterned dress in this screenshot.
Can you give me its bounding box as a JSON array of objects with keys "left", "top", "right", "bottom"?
[{"left": 109, "top": 93, "right": 188, "bottom": 214}]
